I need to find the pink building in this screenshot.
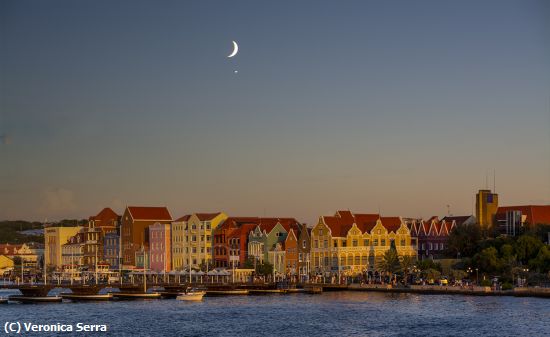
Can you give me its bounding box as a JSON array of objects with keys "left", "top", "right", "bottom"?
[{"left": 148, "top": 222, "right": 171, "bottom": 272}]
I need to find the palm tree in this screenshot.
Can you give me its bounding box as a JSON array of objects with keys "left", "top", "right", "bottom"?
[
  {"left": 400, "top": 255, "right": 415, "bottom": 285},
  {"left": 378, "top": 249, "right": 401, "bottom": 283}
]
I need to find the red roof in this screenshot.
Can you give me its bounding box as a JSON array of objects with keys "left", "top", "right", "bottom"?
[
  {"left": 441, "top": 215, "right": 473, "bottom": 227},
  {"left": 89, "top": 207, "right": 120, "bottom": 226},
  {"left": 127, "top": 206, "right": 172, "bottom": 221},
  {"left": 322, "top": 210, "right": 404, "bottom": 236},
  {"left": 380, "top": 217, "right": 402, "bottom": 233},
  {"left": 220, "top": 217, "right": 300, "bottom": 233},
  {"left": 0, "top": 244, "right": 23, "bottom": 255},
  {"left": 196, "top": 212, "right": 223, "bottom": 221},
  {"left": 175, "top": 214, "right": 191, "bottom": 222},
  {"left": 496, "top": 205, "right": 550, "bottom": 225}
]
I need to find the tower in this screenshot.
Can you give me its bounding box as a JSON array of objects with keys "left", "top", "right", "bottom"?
[{"left": 475, "top": 189, "right": 498, "bottom": 229}]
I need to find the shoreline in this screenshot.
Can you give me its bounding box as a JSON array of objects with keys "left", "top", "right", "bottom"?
[{"left": 347, "top": 284, "right": 550, "bottom": 298}]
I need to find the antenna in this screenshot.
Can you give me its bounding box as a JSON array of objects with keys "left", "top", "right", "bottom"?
[
  {"left": 485, "top": 170, "right": 488, "bottom": 189},
  {"left": 446, "top": 205, "right": 451, "bottom": 216},
  {"left": 493, "top": 169, "right": 497, "bottom": 193}
]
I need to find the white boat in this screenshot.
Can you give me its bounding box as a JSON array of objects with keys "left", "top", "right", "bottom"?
[{"left": 176, "top": 288, "right": 205, "bottom": 301}]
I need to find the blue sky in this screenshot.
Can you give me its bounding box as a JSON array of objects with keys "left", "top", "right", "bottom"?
[{"left": 1, "top": 0, "right": 549, "bottom": 222}]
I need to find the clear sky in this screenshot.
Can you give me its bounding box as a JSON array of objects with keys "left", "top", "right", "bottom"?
[{"left": 1, "top": 0, "right": 549, "bottom": 223}]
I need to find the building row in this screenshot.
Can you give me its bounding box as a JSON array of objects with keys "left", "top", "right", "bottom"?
[{"left": 43, "top": 198, "right": 550, "bottom": 278}]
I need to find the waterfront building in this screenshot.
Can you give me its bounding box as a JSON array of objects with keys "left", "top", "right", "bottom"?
[
  {"left": 476, "top": 189, "right": 498, "bottom": 230},
  {"left": 297, "top": 224, "right": 312, "bottom": 281},
  {"left": 149, "top": 222, "right": 171, "bottom": 272},
  {"left": 44, "top": 226, "right": 83, "bottom": 270},
  {"left": 410, "top": 216, "right": 455, "bottom": 259},
  {"left": 227, "top": 223, "right": 257, "bottom": 268},
  {"left": 120, "top": 206, "right": 172, "bottom": 268},
  {"left": 495, "top": 205, "right": 550, "bottom": 236},
  {"left": 135, "top": 246, "right": 149, "bottom": 269},
  {"left": 183, "top": 212, "right": 227, "bottom": 269},
  {"left": 103, "top": 231, "right": 120, "bottom": 270},
  {"left": 61, "top": 231, "right": 85, "bottom": 269},
  {"left": 0, "top": 255, "right": 14, "bottom": 274},
  {"left": 284, "top": 229, "right": 298, "bottom": 278},
  {"left": 0, "top": 243, "right": 41, "bottom": 275},
  {"left": 171, "top": 214, "right": 190, "bottom": 271},
  {"left": 311, "top": 210, "right": 417, "bottom": 276},
  {"left": 84, "top": 208, "right": 120, "bottom": 269}
]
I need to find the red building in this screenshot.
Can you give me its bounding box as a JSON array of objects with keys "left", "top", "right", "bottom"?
[
  {"left": 495, "top": 205, "right": 550, "bottom": 236},
  {"left": 213, "top": 217, "right": 300, "bottom": 268}
]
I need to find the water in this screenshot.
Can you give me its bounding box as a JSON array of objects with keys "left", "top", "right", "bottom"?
[{"left": 1, "top": 289, "right": 549, "bottom": 336}]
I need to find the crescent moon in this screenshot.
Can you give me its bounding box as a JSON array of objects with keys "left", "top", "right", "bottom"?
[{"left": 227, "top": 41, "right": 239, "bottom": 58}]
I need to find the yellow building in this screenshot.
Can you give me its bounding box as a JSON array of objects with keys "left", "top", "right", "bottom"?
[
  {"left": 44, "top": 226, "right": 82, "bottom": 270},
  {"left": 171, "top": 212, "right": 227, "bottom": 270},
  {"left": 311, "top": 210, "right": 416, "bottom": 276},
  {"left": 476, "top": 189, "right": 498, "bottom": 230},
  {"left": 0, "top": 255, "right": 14, "bottom": 274}
]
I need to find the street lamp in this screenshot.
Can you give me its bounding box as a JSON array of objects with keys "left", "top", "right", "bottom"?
[{"left": 475, "top": 268, "right": 479, "bottom": 285}]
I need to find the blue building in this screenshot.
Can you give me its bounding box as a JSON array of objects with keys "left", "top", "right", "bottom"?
[{"left": 103, "top": 231, "right": 120, "bottom": 270}]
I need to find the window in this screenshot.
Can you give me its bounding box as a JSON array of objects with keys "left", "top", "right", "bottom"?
[
  {"left": 355, "top": 256, "right": 360, "bottom": 265},
  {"left": 429, "top": 243, "right": 433, "bottom": 250},
  {"left": 374, "top": 239, "right": 378, "bottom": 246},
  {"left": 333, "top": 241, "right": 338, "bottom": 248},
  {"left": 192, "top": 235, "right": 197, "bottom": 242},
  {"left": 192, "top": 224, "right": 196, "bottom": 230},
  {"left": 342, "top": 240, "right": 347, "bottom": 247},
  {"left": 362, "top": 255, "right": 368, "bottom": 264},
  {"left": 381, "top": 239, "right": 386, "bottom": 246},
  {"left": 324, "top": 257, "right": 329, "bottom": 266},
  {"left": 352, "top": 240, "right": 358, "bottom": 247},
  {"left": 347, "top": 256, "right": 352, "bottom": 265},
  {"left": 323, "top": 240, "right": 328, "bottom": 248},
  {"left": 298, "top": 253, "right": 302, "bottom": 262},
  {"left": 364, "top": 239, "right": 370, "bottom": 246},
  {"left": 334, "top": 257, "right": 339, "bottom": 266},
  {"left": 314, "top": 240, "right": 318, "bottom": 248},
  {"left": 401, "top": 239, "right": 405, "bottom": 246}
]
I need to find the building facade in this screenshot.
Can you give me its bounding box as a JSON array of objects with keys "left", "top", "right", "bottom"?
[
  {"left": 44, "top": 226, "right": 83, "bottom": 270},
  {"left": 297, "top": 224, "right": 311, "bottom": 281},
  {"left": 103, "top": 231, "right": 120, "bottom": 270},
  {"left": 149, "top": 222, "right": 171, "bottom": 272},
  {"left": 495, "top": 205, "right": 550, "bottom": 236},
  {"left": 311, "top": 210, "right": 417, "bottom": 276},
  {"left": 476, "top": 189, "right": 499, "bottom": 230},
  {"left": 120, "top": 206, "right": 172, "bottom": 268}
]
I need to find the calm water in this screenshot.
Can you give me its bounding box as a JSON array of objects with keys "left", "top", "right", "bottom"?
[{"left": 1, "top": 288, "right": 549, "bottom": 336}]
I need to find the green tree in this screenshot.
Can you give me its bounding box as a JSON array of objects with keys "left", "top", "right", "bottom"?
[
  {"left": 474, "top": 247, "right": 499, "bottom": 273},
  {"left": 378, "top": 249, "right": 401, "bottom": 278},
  {"left": 399, "top": 255, "right": 415, "bottom": 284},
  {"left": 446, "top": 223, "right": 482, "bottom": 258},
  {"left": 529, "top": 246, "right": 550, "bottom": 274},
  {"left": 256, "top": 262, "right": 273, "bottom": 276},
  {"left": 516, "top": 235, "right": 543, "bottom": 264}
]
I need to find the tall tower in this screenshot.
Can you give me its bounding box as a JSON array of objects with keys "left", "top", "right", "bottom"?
[{"left": 475, "top": 189, "right": 498, "bottom": 229}]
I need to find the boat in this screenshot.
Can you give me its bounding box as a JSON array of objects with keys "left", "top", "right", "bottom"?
[
  {"left": 0, "top": 297, "right": 8, "bottom": 304},
  {"left": 61, "top": 293, "right": 113, "bottom": 301},
  {"left": 205, "top": 289, "right": 249, "bottom": 296},
  {"left": 176, "top": 288, "right": 205, "bottom": 301},
  {"left": 111, "top": 292, "right": 161, "bottom": 300},
  {"left": 8, "top": 295, "right": 63, "bottom": 303}
]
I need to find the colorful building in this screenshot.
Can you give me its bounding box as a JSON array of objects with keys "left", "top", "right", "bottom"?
[
  {"left": 61, "top": 231, "right": 85, "bottom": 269},
  {"left": 214, "top": 217, "right": 300, "bottom": 268},
  {"left": 408, "top": 216, "right": 455, "bottom": 259},
  {"left": 297, "top": 224, "right": 312, "bottom": 281},
  {"left": 85, "top": 208, "right": 120, "bottom": 268},
  {"left": 103, "top": 231, "right": 120, "bottom": 270},
  {"left": 495, "top": 205, "right": 550, "bottom": 236},
  {"left": 311, "top": 210, "right": 417, "bottom": 276},
  {"left": 171, "top": 214, "right": 190, "bottom": 271},
  {"left": 284, "top": 229, "right": 298, "bottom": 278},
  {"left": 476, "top": 189, "right": 498, "bottom": 230},
  {"left": 44, "top": 226, "right": 83, "bottom": 270},
  {"left": 149, "top": 222, "right": 171, "bottom": 272},
  {"left": 0, "top": 243, "right": 41, "bottom": 276},
  {"left": 121, "top": 206, "right": 172, "bottom": 268}
]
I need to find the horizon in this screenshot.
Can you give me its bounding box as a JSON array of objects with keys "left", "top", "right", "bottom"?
[{"left": 1, "top": 0, "right": 549, "bottom": 224}]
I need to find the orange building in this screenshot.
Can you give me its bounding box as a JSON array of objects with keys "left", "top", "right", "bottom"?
[{"left": 121, "top": 206, "right": 172, "bottom": 268}]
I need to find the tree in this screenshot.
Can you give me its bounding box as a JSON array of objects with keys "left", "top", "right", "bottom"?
[
  {"left": 378, "top": 249, "right": 401, "bottom": 278},
  {"left": 474, "top": 247, "right": 499, "bottom": 273},
  {"left": 449, "top": 269, "right": 467, "bottom": 281},
  {"left": 516, "top": 235, "right": 543, "bottom": 264},
  {"left": 529, "top": 246, "right": 550, "bottom": 274},
  {"left": 399, "top": 255, "right": 415, "bottom": 284},
  {"left": 446, "top": 223, "right": 482, "bottom": 258},
  {"left": 256, "top": 262, "right": 273, "bottom": 276}
]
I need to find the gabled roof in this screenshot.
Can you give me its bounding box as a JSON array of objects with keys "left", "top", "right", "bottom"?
[
  {"left": 174, "top": 214, "right": 191, "bottom": 222},
  {"left": 441, "top": 215, "right": 474, "bottom": 227},
  {"left": 89, "top": 207, "right": 120, "bottom": 226},
  {"left": 196, "top": 212, "right": 223, "bottom": 221},
  {"left": 496, "top": 205, "right": 550, "bottom": 225},
  {"left": 380, "top": 217, "right": 402, "bottom": 233},
  {"left": 127, "top": 206, "right": 172, "bottom": 221},
  {"left": 219, "top": 217, "right": 300, "bottom": 233}
]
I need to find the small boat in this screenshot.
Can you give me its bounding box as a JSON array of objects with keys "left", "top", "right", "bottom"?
[
  {"left": 111, "top": 292, "right": 161, "bottom": 300},
  {"left": 0, "top": 297, "right": 8, "bottom": 304},
  {"left": 176, "top": 288, "right": 205, "bottom": 301},
  {"left": 8, "top": 295, "right": 63, "bottom": 303}
]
